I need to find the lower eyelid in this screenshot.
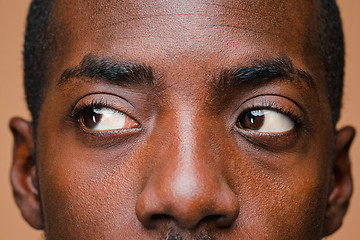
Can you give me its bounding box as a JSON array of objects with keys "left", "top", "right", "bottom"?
[
  {"left": 75, "top": 126, "right": 142, "bottom": 149},
  {"left": 236, "top": 127, "right": 300, "bottom": 151}
]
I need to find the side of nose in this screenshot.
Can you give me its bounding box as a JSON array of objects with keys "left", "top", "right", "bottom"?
[{"left": 135, "top": 115, "right": 240, "bottom": 229}]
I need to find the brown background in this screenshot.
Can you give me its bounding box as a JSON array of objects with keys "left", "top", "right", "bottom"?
[{"left": 0, "top": 0, "right": 358, "bottom": 239}]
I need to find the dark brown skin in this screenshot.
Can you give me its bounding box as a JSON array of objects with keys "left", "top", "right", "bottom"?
[{"left": 10, "top": 0, "right": 355, "bottom": 239}]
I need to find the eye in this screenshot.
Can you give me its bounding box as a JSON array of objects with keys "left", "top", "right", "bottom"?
[
  {"left": 237, "top": 109, "right": 294, "bottom": 133},
  {"left": 79, "top": 107, "right": 139, "bottom": 131}
]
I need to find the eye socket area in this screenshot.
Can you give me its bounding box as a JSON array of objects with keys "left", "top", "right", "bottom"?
[
  {"left": 237, "top": 109, "right": 295, "bottom": 133},
  {"left": 79, "top": 107, "right": 139, "bottom": 131}
]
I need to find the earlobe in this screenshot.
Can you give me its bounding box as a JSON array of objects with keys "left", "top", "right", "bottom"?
[
  {"left": 323, "top": 126, "right": 355, "bottom": 236},
  {"left": 9, "top": 117, "right": 44, "bottom": 230}
]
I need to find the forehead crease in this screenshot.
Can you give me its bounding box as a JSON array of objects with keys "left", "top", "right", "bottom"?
[{"left": 56, "top": 0, "right": 316, "bottom": 37}]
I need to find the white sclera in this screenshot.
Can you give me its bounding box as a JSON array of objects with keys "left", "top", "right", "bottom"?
[
  {"left": 255, "top": 110, "right": 294, "bottom": 133},
  {"left": 92, "top": 108, "right": 126, "bottom": 130}
]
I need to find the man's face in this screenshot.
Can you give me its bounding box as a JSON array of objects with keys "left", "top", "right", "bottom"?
[{"left": 10, "top": 0, "right": 355, "bottom": 239}]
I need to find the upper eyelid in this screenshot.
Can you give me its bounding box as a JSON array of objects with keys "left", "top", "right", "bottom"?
[
  {"left": 70, "top": 94, "right": 138, "bottom": 123},
  {"left": 71, "top": 102, "right": 107, "bottom": 119},
  {"left": 72, "top": 99, "right": 111, "bottom": 113},
  {"left": 73, "top": 103, "right": 134, "bottom": 119},
  {"left": 240, "top": 103, "right": 297, "bottom": 118},
  {"left": 239, "top": 95, "right": 302, "bottom": 112},
  {"left": 242, "top": 106, "right": 295, "bottom": 119},
  {"left": 71, "top": 92, "right": 135, "bottom": 110},
  {"left": 236, "top": 94, "right": 305, "bottom": 114}
]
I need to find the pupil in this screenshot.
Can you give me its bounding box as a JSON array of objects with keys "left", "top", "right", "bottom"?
[
  {"left": 240, "top": 110, "right": 265, "bottom": 130},
  {"left": 82, "top": 108, "right": 102, "bottom": 129},
  {"left": 249, "top": 112, "right": 256, "bottom": 124}
]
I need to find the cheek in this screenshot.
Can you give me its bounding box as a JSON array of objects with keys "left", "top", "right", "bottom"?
[
  {"left": 223, "top": 144, "right": 332, "bottom": 239},
  {"left": 36, "top": 133, "right": 144, "bottom": 238}
]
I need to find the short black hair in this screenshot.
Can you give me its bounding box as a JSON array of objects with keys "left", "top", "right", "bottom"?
[
  {"left": 24, "top": 0, "right": 55, "bottom": 127},
  {"left": 23, "top": 0, "right": 345, "bottom": 127},
  {"left": 318, "top": 0, "right": 344, "bottom": 125}
]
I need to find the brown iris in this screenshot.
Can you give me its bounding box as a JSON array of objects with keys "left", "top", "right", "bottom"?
[
  {"left": 81, "top": 108, "right": 103, "bottom": 130},
  {"left": 238, "top": 110, "right": 265, "bottom": 130}
]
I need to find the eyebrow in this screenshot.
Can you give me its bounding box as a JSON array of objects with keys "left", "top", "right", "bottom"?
[
  {"left": 58, "top": 54, "right": 154, "bottom": 87},
  {"left": 218, "top": 55, "right": 315, "bottom": 90},
  {"left": 58, "top": 54, "right": 314, "bottom": 94}
]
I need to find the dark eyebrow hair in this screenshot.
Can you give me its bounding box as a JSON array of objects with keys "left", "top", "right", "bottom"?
[
  {"left": 219, "top": 55, "right": 315, "bottom": 89},
  {"left": 58, "top": 54, "right": 154, "bottom": 86},
  {"left": 58, "top": 54, "right": 313, "bottom": 96}
]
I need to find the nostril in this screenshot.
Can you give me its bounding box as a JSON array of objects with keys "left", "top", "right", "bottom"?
[
  {"left": 201, "top": 215, "right": 234, "bottom": 228},
  {"left": 140, "top": 214, "right": 182, "bottom": 229},
  {"left": 150, "top": 213, "right": 173, "bottom": 224},
  {"left": 140, "top": 214, "right": 174, "bottom": 229},
  {"left": 201, "top": 215, "right": 222, "bottom": 223}
]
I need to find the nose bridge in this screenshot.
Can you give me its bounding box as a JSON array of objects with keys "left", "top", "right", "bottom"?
[
  {"left": 155, "top": 105, "right": 218, "bottom": 169},
  {"left": 162, "top": 106, "right": 219, "bottom": 185},
  {"left": 136, "top": 108, "right": 239, "bottom": 229},
  {"left": 153, "top": 108, "right": 221, "bottom": 199},
  {"left": 176, "top": 108, "right": 210, "bottom": 168},
  {"left": 163, "top": 108, "right": 220, "bottom": 202}
]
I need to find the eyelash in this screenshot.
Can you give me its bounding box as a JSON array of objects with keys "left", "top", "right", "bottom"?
[
  {"left": 70, "top": 98, "right": 113, "bottom": 122},
  {"left": 239, "top": 100, "right": 303, "bottom": 127}
]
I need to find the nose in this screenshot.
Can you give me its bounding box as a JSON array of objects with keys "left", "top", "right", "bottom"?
[{"left": 135, "top": 115, "right": 239, "bottom": 229}]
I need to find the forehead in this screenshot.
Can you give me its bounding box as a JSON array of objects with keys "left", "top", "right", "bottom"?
[{"left": 51, "top": 0, "right": 320, "bottom": 75}]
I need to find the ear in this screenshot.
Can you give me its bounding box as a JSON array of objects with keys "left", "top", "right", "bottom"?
[
  {"left": 323, "top": 126, "right": 355, "bottom": 236},
  {"left": 9, "top": 117, "right": 44, "bottom": 229}
]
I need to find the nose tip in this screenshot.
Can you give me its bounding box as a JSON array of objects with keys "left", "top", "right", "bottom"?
[{"left": 135, "top": 170, "right": 239, "bottom": 230}]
